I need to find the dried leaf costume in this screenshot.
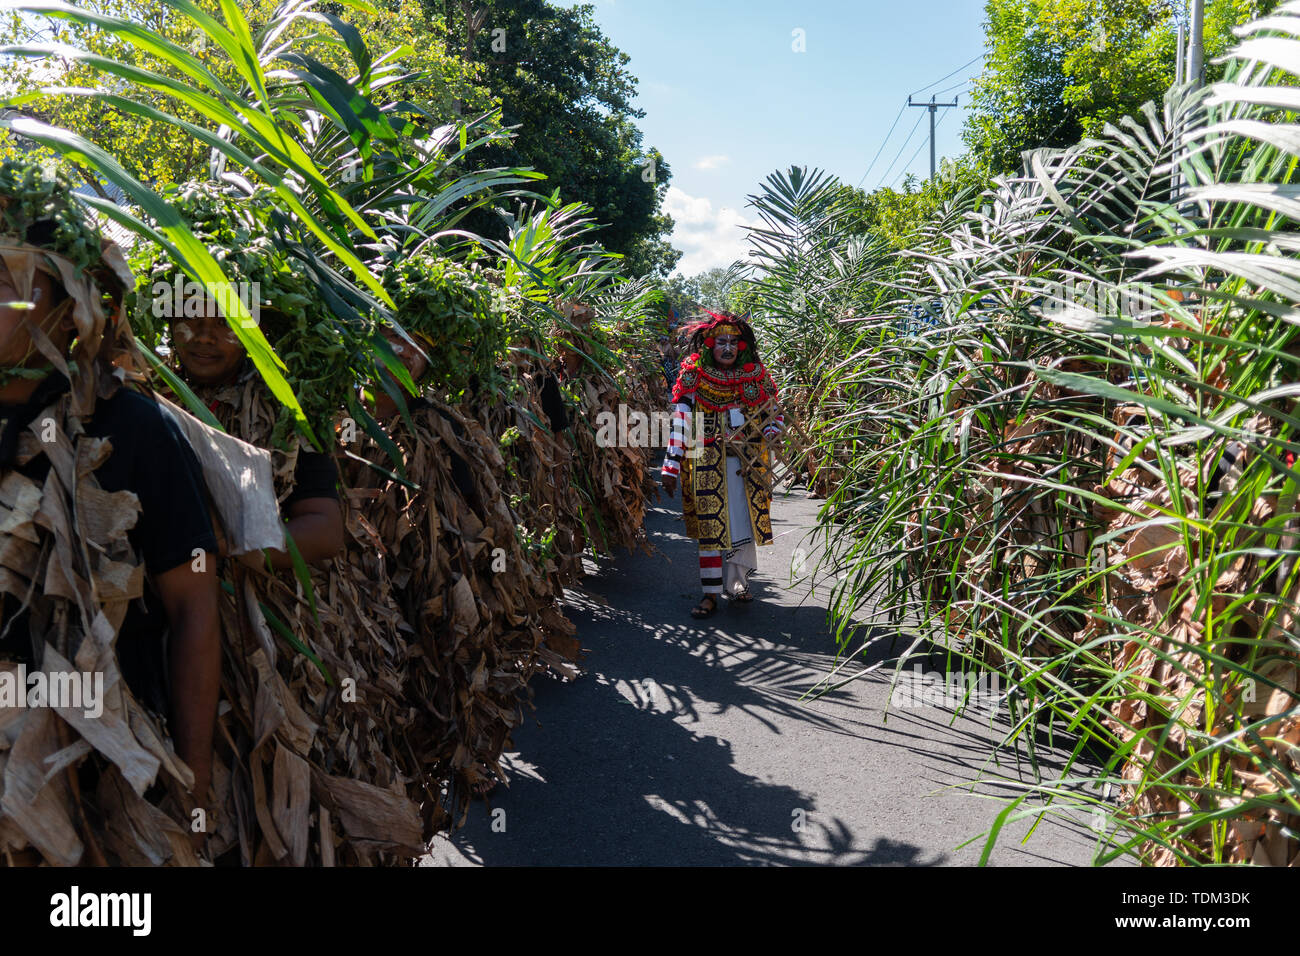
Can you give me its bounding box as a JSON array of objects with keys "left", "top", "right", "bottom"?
[
  {"left": 350, "top": 256, "right": 578, "bottom": 827},
  {"left": 663, "top": 312, "right": 784, "bottom": 597},
  {"left": 0, "top": 159, "right": 210, "bottom": 866},
  {"left": 132, "top": 186, "right": 422, "bottom": 865},
  {"left": 553, "top": 302, "right": 655, "bottom": 557},
  {"left": 193, "top": 369, "right": 422, "bottom": 864}
]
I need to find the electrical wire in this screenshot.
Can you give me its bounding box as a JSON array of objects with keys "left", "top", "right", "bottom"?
[
  {"left": 856, "top": 54, "right": 983, "bottom": 194},
  {"left": 928, "top": 77, "right": 971, "bottom": 99},
  {"left": 875, "top": 109, "right": 927, "bottom": 190},
  {"left": 908, "top": 53, "right": 984, "bottom": 97},
  {"left": 857, "top": 102, "right": 907, "bottom": 188}
]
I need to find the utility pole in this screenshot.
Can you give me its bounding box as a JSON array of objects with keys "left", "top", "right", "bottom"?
[
  {"left": 1175, "top": 21, "right": 1185, "bottom": 85},
  {"left": 908, "top": 95, "right": 960, "bottom": 180},
  {"left": 1188, "top": 0, "right": 1205, "bottom": 88}
]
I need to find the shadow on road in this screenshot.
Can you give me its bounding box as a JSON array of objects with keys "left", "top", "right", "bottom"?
[{"left": 425, "top": 494, "right": 1110, "bottom": 867}]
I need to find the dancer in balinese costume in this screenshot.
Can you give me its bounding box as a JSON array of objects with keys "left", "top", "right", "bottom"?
[{"left": 660, "top": 311, "right": 784, "bottom": 619}]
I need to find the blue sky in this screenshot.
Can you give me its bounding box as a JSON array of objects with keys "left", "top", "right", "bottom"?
[{"left": 558, "top": 0, "right": 989, "bottom": 276}]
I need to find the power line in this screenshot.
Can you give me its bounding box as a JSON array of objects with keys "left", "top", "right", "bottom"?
[
  {"left": 931, "top": 78, "right": 971, "bottom": 99},
  {"left": 857, "top": 54, "right": 984, "bottom": 194},
  {"left": 908, "top": 53, "right": 984, "bottom": 97},
  {"left": 857, "top": 102, "right": 907, "bottom": 188},
  {"left": 894, "top": 107, "right": 950, "bottom": 188},
  {"left": 875, "top": 109, "right": 927, "bottom": 190}
]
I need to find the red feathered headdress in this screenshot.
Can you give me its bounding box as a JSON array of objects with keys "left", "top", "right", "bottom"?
[
  {"left": 672, "top": 310, "right": 777, "bottom": 409},
  {"left": 687, "top": 309, "right": 751, "bottom": 339}
]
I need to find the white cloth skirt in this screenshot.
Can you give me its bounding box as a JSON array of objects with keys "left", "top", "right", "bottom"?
[{"left": 724, "top": 454, "right": 758, "bottom": 592}]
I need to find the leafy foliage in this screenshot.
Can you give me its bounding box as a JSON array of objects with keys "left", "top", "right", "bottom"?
[
  {"left": 429, "top": 0, "right": 680, "bottom": 277},
  {"left": 0, "top": 155, "right": 109, "bottom": 270},
  {"left": 964, "top": 0, "right": 1282, "bottom": 174},
  {"left": 131, "top": 181, "right": 370, "bottom": 446},
  {"left": 748, "top": 2, "right": 1300, "bottom": 865},
  {"left": 382, "top": 248, "right": 505, "bottom": 397},
  {"left": 0, "top": 0, "right": 497, "bottom": 187},
  {"left": 835, "top": 158, "right": 992, "bottom": 253}
]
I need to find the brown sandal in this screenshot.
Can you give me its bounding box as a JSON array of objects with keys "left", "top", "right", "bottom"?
[{"left": 691, "top": 595, "right": 719, "bottom": 618}]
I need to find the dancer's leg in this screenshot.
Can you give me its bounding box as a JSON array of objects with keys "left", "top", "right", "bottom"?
[
  {"left": 692, "top": 548, "right": 723, "bottom": 617},
  {"left": 723, "top": 540, "right": 758, "bottom": 598},
  {"left": 699, "top": 549, "right": 723, "bottom": 595}
]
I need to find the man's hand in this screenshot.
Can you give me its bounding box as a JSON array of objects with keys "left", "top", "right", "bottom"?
[{"left": 662, "top": 472, "right": 677, "bottom": 498}]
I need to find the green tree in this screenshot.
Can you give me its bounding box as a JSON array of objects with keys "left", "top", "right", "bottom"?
[
  {"left": 657, "top": 272, "right": 701, "bottom": 306},
  {"left": 428, "top": 0, "right": 679, "bottom": 276},
  {"left": 693, "top": 266, "right": 741, "bottom": 311},
  {"left": 836, "top": 157, "right": 990, "bottom": 252},
  {"left": 963, "top": 0, "right": 1281, "bottom": 175},
  {"left": 1, "top": 0, "right": 495, "bottom": 188}
]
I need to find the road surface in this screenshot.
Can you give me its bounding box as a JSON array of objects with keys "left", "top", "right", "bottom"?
[{"left": 424, "top": 487, "right": 1124, "bottom": 866}]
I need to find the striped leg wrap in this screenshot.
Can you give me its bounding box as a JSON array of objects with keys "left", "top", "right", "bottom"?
[{"left": 699, "top": 550, "right": 723, "bottom": 594}]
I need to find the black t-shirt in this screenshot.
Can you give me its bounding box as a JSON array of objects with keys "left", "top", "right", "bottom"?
[
  {"left": 0, "top": 373, "right": 219, "bottom": 716},
  {"left": 287, "top": 450, "right": 339, "bottom": 506}
]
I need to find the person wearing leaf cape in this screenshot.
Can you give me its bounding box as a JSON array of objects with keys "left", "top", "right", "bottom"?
[
  {"left": 350, "top": 256, "right": 576, "bottom": 822},
  {"left": 132, "top": 188, "right": 424, "bottom": 864},
  {"left": 0, "top": 157, "right": 221, "bottom": 864},
  {"left": 660, "top": 311, "right": 784, "bottom": 619}
]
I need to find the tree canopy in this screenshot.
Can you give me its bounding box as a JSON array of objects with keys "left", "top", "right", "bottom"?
[
  {"left": 2, "top": 0, "right": 679, "bottom": 275},
  {"left": 0, "top": 0, "right": 495, "bottom": 187},
  {"left": 963, "top": 0, "right": 1281, "bottom": 174},
  {"left": 428, "top": 0, "right": 680, "bottom": 277}
]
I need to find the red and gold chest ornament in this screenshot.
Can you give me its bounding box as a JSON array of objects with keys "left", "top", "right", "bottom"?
[{"left": 671, "top": 312, "right": 779, "bottom": 410}]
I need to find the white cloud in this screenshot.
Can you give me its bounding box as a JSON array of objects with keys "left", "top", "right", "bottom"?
[
  {"left": 663, "top": 186, "right": 756, "bottom": 275},
  {"left": 693, "top": 154, "right": 731, "bottom": 170}
]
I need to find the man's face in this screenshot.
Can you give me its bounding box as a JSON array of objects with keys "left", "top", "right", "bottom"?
[
  {"left": 171, "top": 311, "right": 246, "bottom": 386},
  {"left": 0, "top": 267, "right": 64, "bottom": 367},
  {"left": 382, "top": 327, "right": 430, "bottom": 384},
  {"left": 712, "top": 332, "right": 741, "bottom": 369}
]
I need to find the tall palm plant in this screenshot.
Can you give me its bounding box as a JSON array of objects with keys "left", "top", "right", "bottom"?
[{"left": 751, "top": 4, "right": 1300, "bottom": 865}]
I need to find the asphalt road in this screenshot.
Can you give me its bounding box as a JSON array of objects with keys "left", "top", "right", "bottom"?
[{"left": 423, "top": 487, "right": 1125, "bottom": 866}]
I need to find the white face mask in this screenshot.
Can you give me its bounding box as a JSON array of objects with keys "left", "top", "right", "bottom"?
[{"left": 713, "top": 334, "right": 740, "bottom": 364}]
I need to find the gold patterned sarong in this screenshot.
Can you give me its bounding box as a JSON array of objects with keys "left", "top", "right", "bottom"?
[{"left": 681, "top": 408, "right": 773, "bottom": 551}]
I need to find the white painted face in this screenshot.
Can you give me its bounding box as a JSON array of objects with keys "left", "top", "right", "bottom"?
[{"left": 712, "top": 333, "right": 740, "bottom": 368}]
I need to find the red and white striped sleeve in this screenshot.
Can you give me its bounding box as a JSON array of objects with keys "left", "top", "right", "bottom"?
[
  {"left": 662, "top": 401, "right": 692, "bottom": 477},
  {"left": 763, "top": 410, "right": 786, "bottom": 439}
]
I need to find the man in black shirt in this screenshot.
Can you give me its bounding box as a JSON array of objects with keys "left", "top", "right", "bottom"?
[{"left": 1, "top": 249, "right": 222, "bottom": 849}]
